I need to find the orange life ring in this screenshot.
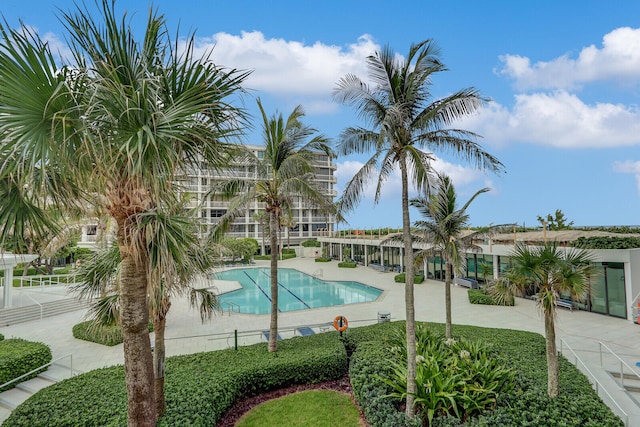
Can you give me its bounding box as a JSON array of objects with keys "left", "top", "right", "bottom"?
[{"left": 333, "top": 315, "right": 348, "bottom": 332}]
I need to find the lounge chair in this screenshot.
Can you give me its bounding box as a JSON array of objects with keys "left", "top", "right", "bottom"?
[
  {"left": 296, "top": 327, "right": 315, "bottom": 336},
  {"left": 263, "top": 330, "right": 282, "bottom": 341}
]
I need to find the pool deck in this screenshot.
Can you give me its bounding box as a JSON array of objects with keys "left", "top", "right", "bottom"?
[{"left": 2, "top": 256, "right": 640, "bottom": 424}]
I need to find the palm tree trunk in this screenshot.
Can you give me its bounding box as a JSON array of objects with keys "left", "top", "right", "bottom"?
[
  {"left": 119, "top": 250, "right": 156, "bottom": 426},
  {"left": 153, "top": 305, "right": 169, "bottom": 417},
  {"left": 399, "top": 158, "right": 417, "bottom": 418},
  {"left": 445, "top": 259, "right": 453, "bottom": 339},
  {"left": 268, "top": 210, "right": 279, "bottom": 352},
  {"left": 545, "top": 309, "right": 559, "bottom": 398}
]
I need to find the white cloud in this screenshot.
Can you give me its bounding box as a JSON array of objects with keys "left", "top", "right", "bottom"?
[
  {"left": 498, "top": 27, "right": 640, "bottom": 90},
  {"left": 460, "top": 92, "right": 640, "bottom": 149},
  {"left": 613, "top": 160, "right": 640, "bottom": 193},
  {"left": 190, "top": 31, "right": 379, "bottom": 100}
]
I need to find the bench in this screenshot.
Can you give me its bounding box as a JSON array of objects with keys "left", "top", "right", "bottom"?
[
  {"left": 454, "top": 277, "right": 479, "bottom": 289},
  {"left": 531, "top": 295, "right": 577, "bottom": 311}
]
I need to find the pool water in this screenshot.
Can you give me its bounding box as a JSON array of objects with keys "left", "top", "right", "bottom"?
[{"left": 213, "top": 268, "right": 382, "bottom": 314}]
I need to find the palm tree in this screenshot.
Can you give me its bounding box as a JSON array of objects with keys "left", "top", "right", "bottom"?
[
  {"left": 213, "top": 98, "right": 336, "bottom": 352},
  {"left": 0, "top": 2, "right": 248, "bottom": 424},
  {"left": 74, "top": 207, "right": 220, "bottom": 417},
  {"left": 410, "top": 172, "right": 491, "bottom": 338},
  {"left": 333, "top": 39, "right": 503, "bottom": 417},
  {"left": 491, "top": 242, "right": 594, "bottom": 398}
]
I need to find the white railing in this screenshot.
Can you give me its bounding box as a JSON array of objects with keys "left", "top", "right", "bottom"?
[
  {"left": 0, "top": 354, "right": 75, "bottom": 391},
  {"left": 599, "top": 341, "right": 640, "bottom": 391},
  {"left": 559, "top": 339, "right": 628, "bottom": 426},
  {"left": 16, "top": 274, "right": 80, "bottom": 289},
  {"left": 222, "top": 302, "right": 240, "bottom": 316},
  {"left": 17, "top": 292, "right": 43, "bottom": 317}
]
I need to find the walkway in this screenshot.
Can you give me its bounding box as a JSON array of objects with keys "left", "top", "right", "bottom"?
[{"left": 1, "top": 257, "right": 640, "bottom": 424}]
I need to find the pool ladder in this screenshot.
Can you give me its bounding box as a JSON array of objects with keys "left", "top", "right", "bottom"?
[{"left": 222, "top": 302, "right": 241, "bottom": 316}]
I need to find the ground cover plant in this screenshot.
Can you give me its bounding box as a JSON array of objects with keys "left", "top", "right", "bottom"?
[
  {"left": 467, "top": 289, "right": 514, "bottom": 306},
  {"left": 394, "top": 273, "right": 425, "bottom": 284},
  {"left": 235, "top": 390, "right": 361, "bottom": 427},
  {"left": 72, "top": 321, "right": 154, "bottom": 347},
  {"left": 0, "top": 339, "right": 51, "bottom": 391},
  {"left": 3, "top": 322, "right": 621, "bottom": 426}
]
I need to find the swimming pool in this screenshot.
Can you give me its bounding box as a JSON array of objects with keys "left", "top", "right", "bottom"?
[{"left": 213, "top": 267, "right": 382, "bottom": 314}]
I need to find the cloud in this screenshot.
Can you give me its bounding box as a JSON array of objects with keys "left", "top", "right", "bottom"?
[
  {"left": 498, "top": 27, "right": 640, "bottom": 90},
  {"left": 460, "top": 92, "right": 640, "bottom": 148},
  {"left": 190, "top": 31, "right": 379, "bottom": 101},
  {"left": 613, "top": 160, "right": 640, "bottom": 193}
]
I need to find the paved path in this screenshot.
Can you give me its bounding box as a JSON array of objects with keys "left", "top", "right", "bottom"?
[{"left": 1, "top": 257, "right": 640, "bottom": 425}]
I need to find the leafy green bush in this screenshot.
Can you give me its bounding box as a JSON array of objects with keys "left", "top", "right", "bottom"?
[
  {"left": 73, "top": 321, "right": 153, "bottom": 346},
  {"left": 0, "top": 339, "right": 52, "bottom": 392},
  {"left": 394, "top": 273, "right": 425, "bottom": 284},
  {"left": 315, "top": 257, "right": 331, "bottom": 262},
  {"left": 338, "top": 261, "right": 357, "bottom": 268},
  {"left": 4, "top": 332, "right": 347, "bottom": 427},
  {"left": 0, "top": 333, "right": 4, "bottom": 341},
  {"left": 468, "top": 289, "right": 514, "bottom": 306},
  {"left": 301, "top": 239, "right": 321, "bottom": 247},
  {"left": 281, "top": 248, "right": 296, "bottom": 255},
  {"left": 383, "top": 326, "right": 514, "bottom": 425},
  {"left": 254, "top": 255, "right": 270, "bottom": 260},
  {"left": 574, "top": 236, "right": 640, "bottom": 249}
]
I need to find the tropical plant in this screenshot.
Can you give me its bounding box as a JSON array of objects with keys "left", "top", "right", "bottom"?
[
  {"left": 537, "top": 209, "right": 574, "bottom": 230},
  {"left": 410, "top": 172, "right": 503, "bottom": 338},
  {"left": 0, "top": 2, "right": 248, "bottom": 423},
  {"left": 489, "top": 241, "right": 594, "bottom": 398},
  {"left": 333, "top": 39, "right": 504, "bottom": 416},
  {"left": 212, "top": 98, "right": 336, "bottom": 352},
  {"left": 384, "top": 325, "right": 514, "bottom": 425}
]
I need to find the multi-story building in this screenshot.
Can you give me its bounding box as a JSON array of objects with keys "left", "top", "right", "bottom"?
[{"left": 184, "top": 144, "right": 337, "bottom": 254}]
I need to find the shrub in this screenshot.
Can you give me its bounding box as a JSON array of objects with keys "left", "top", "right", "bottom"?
[
  {"left": 301, "top": 239, "right": 321, "bottom": 247},
  {"left": 0, "top": 333, "right": 4, "bottom": 341},
  {"left": 338, "top": 261, "right": 357, "bottom": 268},
  {"left": 281, "top": 248, "right": 296, "bottom": 255},
  {"left": 4, "top": 332, "right": 347, "bottom": 427},
  {"left": 315, "top": 257, "right": 331, "bottom": 262},
  {"left": 73, "top": 321, "right": 153, "bottom": 346},
  {"left": 394, "top": 273, "right": 425, "bottom": 284},
  {"left": 468, "top": 289, "right": 514, "bottom": 306},
  {"left": 383, "top": 326, "right": 514, "bottom": 425},
  {"left": 0, "top": 339, "right": 51, "bottom": 392}
]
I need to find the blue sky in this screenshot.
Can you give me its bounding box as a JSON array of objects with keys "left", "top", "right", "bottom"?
[{"left": 5, "top": 0, "right": 640, "bottom": 229}]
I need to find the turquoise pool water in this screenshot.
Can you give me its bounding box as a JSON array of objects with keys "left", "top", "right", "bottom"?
[{"left": 214, "top": 267, "right": 382, "bottom": 314}]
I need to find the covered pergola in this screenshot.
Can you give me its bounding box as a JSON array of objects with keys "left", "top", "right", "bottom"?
[{"left": 0, "top": 253, "right": 39, "bottom": 308}]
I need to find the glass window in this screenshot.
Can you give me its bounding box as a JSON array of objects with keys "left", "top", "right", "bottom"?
[{"left": 606, "top": 263, "right": 626, "bottom": 318}]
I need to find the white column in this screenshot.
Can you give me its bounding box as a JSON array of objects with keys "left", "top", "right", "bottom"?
[
  {"left": 493, "top": 255, "right": 500, "bottom": 280},
  {"left": 3, "top": 267, "right": 13, "bottom": 308}
]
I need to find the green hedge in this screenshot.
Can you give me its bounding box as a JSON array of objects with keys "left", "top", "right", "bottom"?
[
  {"left": 73, "top": 321, "right": 153, "bottom": 347},
  {"left": 0, "top": 339, "right": 52, "bottom": 392},
  {"left": 338, "top": 261, "right": 357, "bottom": 268},
  {"left": 468, "top": 289, "right": 514, "bottom": 306},
  {"left": 0, "top": 333, "right": 4, "bottom": 341},
  {"left": 315, "top": 257, "right": 331, "bottom": 262},
  {"left": 253, "top": 253, "right": 296, "bottom": 261},
  {"left": 393, "top": 273, "right": 425, "bottom": 284},
  {"left": 4, "top": 332, "right": 347, "bottom": 427},
  {"left": 301, "top": 239, "right": 321, "bottom": 247}
]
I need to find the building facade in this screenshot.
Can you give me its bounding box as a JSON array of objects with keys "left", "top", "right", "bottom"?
[
  {"left": 184, "top": 144, "right": 337, "bottom": 253},
  {"left": 319, "top": 230, "right": 640, "bottom": 323}
]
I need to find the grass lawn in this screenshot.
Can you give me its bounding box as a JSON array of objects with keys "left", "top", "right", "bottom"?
[{"left": 236, "top": 390, "right": 362, "bottom": 427}]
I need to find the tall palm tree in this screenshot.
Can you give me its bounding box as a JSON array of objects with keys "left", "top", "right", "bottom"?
[
  {"left": 491, "top": 242, "right": 594, "bottom": 398},
  {"left": 333, "top": 39, "right": 504, "bottom": 417},
  {"left": 0, "top": 2, "right": 248, "bottom": 424},
  {"left": 410, "top": 172, "right": 491, "bottom": 338},
  {"left": 213, "top": 98, "right": 336, "bottom": 352}
]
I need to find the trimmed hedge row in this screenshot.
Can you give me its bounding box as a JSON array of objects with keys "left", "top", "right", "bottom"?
[
  {"left": 393, "top": 273, "right": 425, "bottom": 284},
  {"left": 4, "top": 332, "right": 347, "bottom": 426},
  {"left": 0, "top": 339, "right": 52, "bottom": 392},
  {"left": 315, "top": 257, "right": 331, "bottom": 262},
  {"left": 73, "top": 321, "right": 154, "bottom": 346},
  {"left": 468, "top": 289, "right": 514, "bottom": 306},
  {"left": 348, "top": 322, "right": 623, "bottom": 427},
  {"left": 338, "top": 261, "right": 357, "bottom": 268}
]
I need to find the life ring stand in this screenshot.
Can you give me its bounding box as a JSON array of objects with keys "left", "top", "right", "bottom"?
[{"left": 333, "top": 315, "right": 348, "bottom": 333}]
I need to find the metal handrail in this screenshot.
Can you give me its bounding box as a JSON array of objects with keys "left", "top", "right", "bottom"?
[
  {"left": 222, "top": 302, "right": 240, "bottom": 315},
  {"left": 560, "top": 339, "right": 628, "bottom": 426},
  {"left": 17, "top": 273, "right": 80, "bottom": 289},
  {"left": 599, "top": 341, "right": 640, "bottom": 390},
  {"left": 19, "top": 292, "right": 43, "bottom": 319},
  {"left": 0, "top": 354, "right": 75, "bottom": 391}
]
